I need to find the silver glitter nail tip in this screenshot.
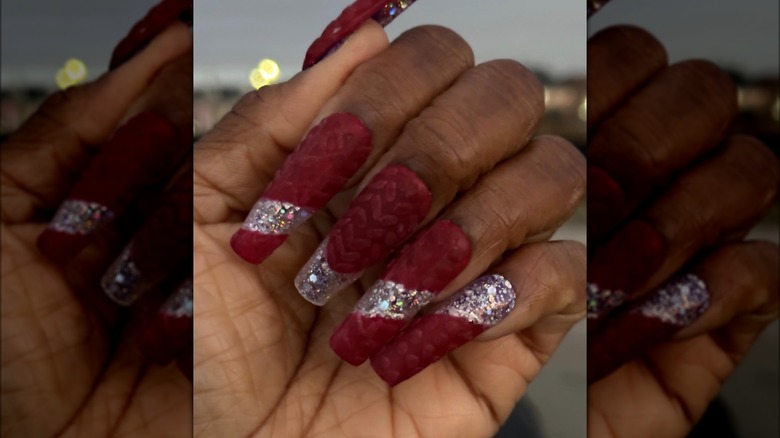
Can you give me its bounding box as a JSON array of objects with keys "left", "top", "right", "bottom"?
[
  {"left": 241, "top": 198, "right": 312, "bottom": 235},
  {"left": 587, "top": 282, "right": 627, "bottom": 319},
  {"left": 355, "top": 280, "right": 434, "bottom": 320},
  {"left": 294, "top": 238, "right": 360, "bottom": 306},
  {"left": 435, "top": 274, "right": 516, "bottom": 327},
  {"left": 161, "top": 279, "right": 193, "bottom": 318},
  {"left": 101, "top": 244, "right": 146, "bottom": 306},
  {"left": 635, "top": 273, "right": 710, "bottom": 326},
  {"left": 49, "top": 199, "right": 115, "bottom": 235},
  {"left": 372, "top": 0, "right": 417, "bottom": 27}
]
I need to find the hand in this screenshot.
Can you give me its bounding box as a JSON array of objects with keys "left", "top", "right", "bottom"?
[
  {"left": 194, "top": 22, "right": 585, "bottom": 437},
  {"left": 586, "top": 26, "right": 779, "bottom": 437},
  {"left": 1, "top": 3, "right": 193, "bottom": 436}
]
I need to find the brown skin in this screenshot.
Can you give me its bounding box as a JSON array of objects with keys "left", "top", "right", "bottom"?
[
  {"left": 0, "top": 24, "right": 192, "bottom": 436},
  {"left": 194, "top": 24, "right": 585, "bottom": 437},
  {"left": 587, "top": 26, "right": 779, "bottom": 437}
]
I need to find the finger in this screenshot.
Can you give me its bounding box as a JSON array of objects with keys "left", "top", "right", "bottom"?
[
  {"left": 587, "top": 25, "right": 668, "bottom": 131},
  {"left": 36, "top": 112, "right": 188, "bottom": 263},
  {"left": 193, "top": 21, "right": 389, "bottom": 223},
  {"left": 588, "top": 242, "right": 778, "bottom": 437},
  {"left": 0, "top": 22, "right": 192, "bottom": 222},
  {"left": 100, "top": 165, "right": 192, "bottom": 305},
  {"left": 587, "top": 241, "right": 778, "bottom": 385},
  {"left": 588, "top": 135, "right": 779, "bottom": 313},
  {"left": 369, "top": 240, "right": 585, "bottom": 386},
  {"left": 294, "top": 60, "right": 545, "bottom": 305},
  {"left": 222, "top": 26, "right": 476, "bottom": 263},
  {"left": 588, "top": 60, "right": 737, "bottom": 240}
]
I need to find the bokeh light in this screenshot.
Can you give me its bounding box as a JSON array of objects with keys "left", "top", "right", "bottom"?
[
  {"left": 249, "top": 58, "right": 281, "bottom": 89},
  {"left": 56, "top": 58, "right": 87, "bottom": 89}
]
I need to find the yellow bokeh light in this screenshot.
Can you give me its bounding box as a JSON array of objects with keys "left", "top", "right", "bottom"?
[
  {"left": 249, "top": 59, "right": 281, "bottom": 89},
  {"left": 56, "top": 58, "right": 87, "bottom": 90}
]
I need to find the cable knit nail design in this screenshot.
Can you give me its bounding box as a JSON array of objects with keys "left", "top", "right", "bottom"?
[
  {"left": 231, "top": 112, "right": 371, "bottom": 264},
  {"left": 303, "top": 0, "right": 419, "bottom": 69},
  {"left": 370, "top": 274, "right": 515, "bottom": 386},
  {"left": 330, "top": 220, "right": 471, "bottom": 365}
]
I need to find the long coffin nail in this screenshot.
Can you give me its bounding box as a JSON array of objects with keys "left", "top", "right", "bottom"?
[
  {"left": 110, "top": 0, "right": 193, "bottom": 70},
  {"left": 37, "top": 112, "right": 182, "bottom": 263},
  {"left": 330, "top": 220, "right": 471, "bottom": 365},
  {"left": 231, "top": 112, "right": 372, "bottom": 264},
  {"left": 295, "top": 164, "right": 432, "bottom": 305},
  {"left": 137, "top": 279, "right": 193, "bottom": 364},
  {"left": 588, "top": 273, "right": 709, "bottom": 383},
  {"left": 588, "top": 219, "right": 668, "bottom": 294},
  {"left": 370, "top": 274, "right": 515, "bottom": 386},
  {"left": 303, "top": 0, "right": 419, "bottom": 69},
  {"left": 101, "top": 242, "right": 152, "bottom": 306}
]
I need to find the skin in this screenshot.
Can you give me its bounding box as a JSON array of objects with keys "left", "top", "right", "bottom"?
[
  {"left": 586, "top": 26, "right": 779, "bottom": 437},
  {"left": 0, "top": 24, "right": 192, "bottom": 436},
  {"left": 194, "top": 23, "right": 586, "bottom": 437}
]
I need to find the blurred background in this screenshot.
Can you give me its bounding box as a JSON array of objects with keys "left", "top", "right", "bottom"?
[{"left": 591, "top": 0, "right": 779, "bottom": 437}]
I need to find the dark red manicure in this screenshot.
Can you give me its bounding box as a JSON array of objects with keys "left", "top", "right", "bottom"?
[
  {"left": 38, "top": 112, "right": 184, "bottom": 263},
  {"left": 588, "top": 219, "right": 668, "bottom": 295},
  {"left": 231, "top": 112, "right": 372, "bottom": 264},
  {"left": 137, "top": 279, "right": 193, "bottom": 365},
  {"left": 588, "top": 274, "right": 709, "bottom": 383},
  {"left": 110, "top": 0, "right": 193, "bottom": 70},
  {"left": 303, "top": 0, "right": 419, "bottom": 69},
  {"left": 371, "top": 274, "right": 515, "bottom": 386},
  {"left": 295, "top": 164, "right": 432, "bottom": 305},
  {"left": 330, "top": 220, "right": 471, "bottom": 365}
]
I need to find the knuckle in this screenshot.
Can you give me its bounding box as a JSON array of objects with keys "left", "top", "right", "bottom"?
[{"left": 398, "top": 25, "right": 475, "bottom": 68}]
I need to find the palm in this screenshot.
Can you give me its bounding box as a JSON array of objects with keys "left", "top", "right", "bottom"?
[
  {"left": 194, "top": 212, "right": 565, "bottom": 437},
  {"left": 1, "top": 223, "right": 191, "bottom": 436}
]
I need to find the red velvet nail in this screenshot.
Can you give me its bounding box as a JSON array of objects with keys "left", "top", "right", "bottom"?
[
  {"left": 137, "top": 279, "right": 193, "bottom": 365},
  {"left": 588, "top": 219, "right": 668, "bottom": 294},
  {"left": 370, "top": 274, "right": 515, "bottom": 386},
  {"left": 588, "top": 274, "right": 709, "bottom": 383},
  {"left": 303, "top": 0, "right": 418, "bottom": 69},
  {"left": 110, "top": 0, "right": 193, "bottom": 70},
  {"left": 326, "top": 165, "right": 432, "bottom": 274},
  {"left": 231, "top": 112, "right": 372, "bottom": 264},
  {"left": 38, "top": 112, "right": 184, "bottom": 263},
  {"left": 330, "top": 220, "right": 471, "bottom": 365}
]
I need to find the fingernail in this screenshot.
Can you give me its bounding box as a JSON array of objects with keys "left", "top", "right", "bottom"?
[
  {"left": 330, "top": 220, "right": 471, "bottom": 365},
  {"left": 110, "top": 0, "right": 193, "bottom": 70},
  {"left": 588, "top": 219, "right": 668, "bottom": 294},
  {"left": 295, "top": 164, "right": 432, "bottom": 305},
  {"left": 586, "top": 282, "right": 626, "bottom": 320},
  {"left": 588, "top": 273, "right": 709, "bottom": 383},
  {"left": 137, "top": 279, "right": 193, "bottom": 364},
  {"left": 101, "top": 242, "right": 159, "bottom": 306},
  {"left": 370, "top": 274, "right": 515, "bottom": 386},
  {"left": 303, "top": 0, "right": 418, "bottom": 69},
  {"left": 37, "top": 112, "right": 181, "bottom": 263},
  {"left": 588, "top": 166, "right": 623, "bottom": 205},
  {"left": 231, "top": 112, "right": 372, "bottom": 264}
]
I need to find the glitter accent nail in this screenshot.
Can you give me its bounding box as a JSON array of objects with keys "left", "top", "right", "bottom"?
[
  {"left": 295, "top": 238, "right": 361, "bottom": 306},
  {"left": 587, "top": 282, "right": 627, "bottom": 319},
  {"left": 634, "top": 273, "right": 709, "bottom": 326},
  {"left": 49, "top": 199, "right": 115, "bottom": 235},
  {"left": 101, "top": 244, "right": 146, "bottom": 306},
  {"left": 372, "top": 0, "right": 417, "bottom": 26},
  {"left": 161, "top": 279, "right": 193, "bottom": 318},
  {"left": 241, "top": 198, "right": 312, "bottom": 235},
  {"left": 355, "top": 280, "right": 434, "bottom": 320},
  {"left": 435, "top": 274, "right": 515, "bottom": 327}
]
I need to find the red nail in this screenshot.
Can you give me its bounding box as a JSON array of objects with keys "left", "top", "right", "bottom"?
[
  {"left": 587, "top": 166, "right": 626, "bottom": 240},
  {"left": 109, "top": 0, "right": 193, "bottom": 70},
  {"left": 371, "top": 275, "right": 515, "bottom": 386},
  {"left": 295, "top": 165, "right": 432, "bottom": 305},
  {"left": 588, "top": 219, "right": 668, "bottom": 294},
  {"left": 588, "top": 166, "right": 623, "bottom": 205},
  {"left": 137, "top": 279, "right": 193, "bottom": 365},
  {"left": 303, "top": 0, "right": 419, "bottom": 69},
  {"left": 588, "top": 274, "right": 708, "bottom": 383},
  {"left": 102, "top": 169, "right": 191, "bottom": 305},
  {"left": 231, "top": 112, "right": 372, "bottom": 264},
  {"left": 38, "top": 112, "right": 183, "bottom": 263},
  {"left": 330, "top": 220, "right": 471, "bottom": 365}
]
